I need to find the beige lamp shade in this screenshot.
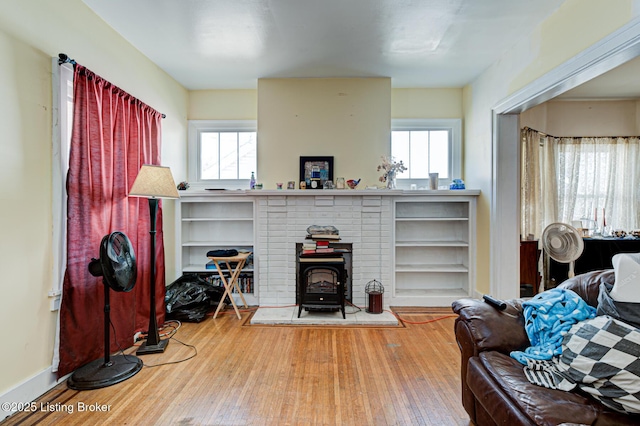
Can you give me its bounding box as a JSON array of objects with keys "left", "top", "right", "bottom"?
[{"left": 129, "top": 164, "right": 180, "bottom": 199}]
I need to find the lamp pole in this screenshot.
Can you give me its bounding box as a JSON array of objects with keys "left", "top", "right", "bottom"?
[{"left": 137, "top": 197, "right": 169, "bottom": 354}]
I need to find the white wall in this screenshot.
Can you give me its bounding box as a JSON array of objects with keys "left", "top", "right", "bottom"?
[{"left": 0, "top": 0, "right": 188, "bottom": 412}]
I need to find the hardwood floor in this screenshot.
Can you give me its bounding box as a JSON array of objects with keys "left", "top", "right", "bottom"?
[{"left": 2, "top": 307, "right": 470, "bottom": 426}]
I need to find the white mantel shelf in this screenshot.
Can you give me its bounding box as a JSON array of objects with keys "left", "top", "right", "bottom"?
[
  {"left": 176, "top": 189, "right": 479, "bottom": 308},
  {"left": 178, "top": 188, "right": 481, "bottom": 197}
]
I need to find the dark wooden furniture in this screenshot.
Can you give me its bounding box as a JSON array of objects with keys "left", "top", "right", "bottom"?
[
  {"left": 546, "top": 238, "right": 640, "bottom": 288},
  {"left": 520, "top": 240, "right": 540, "bottom": 296}
]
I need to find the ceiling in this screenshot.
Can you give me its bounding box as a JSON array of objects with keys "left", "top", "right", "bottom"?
[{"left": 83, "top": 0, "right": 571, "bottom": 90}]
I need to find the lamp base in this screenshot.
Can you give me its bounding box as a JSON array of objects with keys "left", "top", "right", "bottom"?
[
  {"left": 136, "top": 338, "right": 169, "bottom": 355},
  {"left": 67, "top": 355, "right": 143, "bottom": 390}
]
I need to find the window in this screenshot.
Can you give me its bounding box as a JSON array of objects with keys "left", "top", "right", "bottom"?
[
  {"left": 521, "top": 128, "right": 640, "bottom": 238},
  {"left": 391, "top": 119, "right": 461, "bottom": 188},
  {"left": 188, "top": 120, "right": 257, "bottom": 189}
]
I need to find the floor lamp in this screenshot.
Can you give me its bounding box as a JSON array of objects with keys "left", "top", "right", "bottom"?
[{"left": 129, "top": 164, "right": 179, "bottom": 355}]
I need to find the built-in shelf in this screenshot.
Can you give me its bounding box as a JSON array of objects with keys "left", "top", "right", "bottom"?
[
  {"left": 176, "top": 196, "right": 257, "bottom": 305},
  {"left": 392, "top": 197, "right": 477, "bottom": 306},
  {"left": 175, "top": 189, "right": 478, "bottom": 308}
]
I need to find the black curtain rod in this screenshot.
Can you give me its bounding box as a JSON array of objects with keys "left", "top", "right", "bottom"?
[
  {"left": 57, "top": 53, "right": 166, "bottom": 119},
  {"left": 522, "top": 126, "right": 637, "bottom": 140},
  {"left": 58, "top": 53, "right": 76, "bottom": 66}
]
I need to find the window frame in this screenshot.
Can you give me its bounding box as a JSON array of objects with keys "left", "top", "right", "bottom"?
[
  {"left": 50, "top": 59, "right": 74, "bottom": 311},
  {"left": 188, "top": 120, "right": 257, "bottom": 190},
  {"left": 391, "top": 118, "right": 462, "bottom": 189}
]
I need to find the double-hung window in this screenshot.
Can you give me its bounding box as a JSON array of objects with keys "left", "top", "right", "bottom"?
[
  {"left": 391, "top": 119, "right": 461, "bottom": 189},
  {"left": 188, "top": 120, "right": 257, "bottom": 189}
]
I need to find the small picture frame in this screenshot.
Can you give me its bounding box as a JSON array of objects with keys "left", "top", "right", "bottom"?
[
  {"left": 299, "top": 156, "right": 334, "bottom": 189},
  {"left": 336, "top": 177, "right": 345, "bottom": 189},
  {"left": 287, "top": 181, "right": 296, "bottom": 190}
]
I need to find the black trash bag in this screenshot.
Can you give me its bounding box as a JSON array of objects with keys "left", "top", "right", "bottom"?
[{"left": 165, "top": 274, "right": 226, "bottom": 322}]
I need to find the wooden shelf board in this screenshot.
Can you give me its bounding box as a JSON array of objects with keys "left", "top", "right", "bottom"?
[
  {"left": 395, "top": 217, "right": 469, "bottom": 221},
  {"left": 393, "top": 288, "right": 469, "bottom": 297},
  {"left": 182, "top": 217, "right": 253, "bottom": 222},
  {"left": 183, "top": 265, "right": 254, "bottom": 273},
  {"left": 395, "top": 264, "right": 468, "bottom": 273},
  {"left": 395, "top": 240, "right": 469, "bottom": 247},
  {"left": 182, "top": 241, "right": 254, "bottom": 247}
]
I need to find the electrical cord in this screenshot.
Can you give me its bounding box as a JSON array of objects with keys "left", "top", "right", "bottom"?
[
  {"left": 109, "top": 319, "right": 144, "bottom": 364},
  {"left": 142, "top": 337, "right": 198, "bottom": 368},
  {"left": 389, "top": 311, "right": 458, "bottom": 325},
  {"left": 128, "top": 319, "right": 198, "bottom": 367}
]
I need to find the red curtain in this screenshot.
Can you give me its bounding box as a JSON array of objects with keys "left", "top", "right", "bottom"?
[{"left": 57, "top": 65, "right": 166, "bottom": 378}]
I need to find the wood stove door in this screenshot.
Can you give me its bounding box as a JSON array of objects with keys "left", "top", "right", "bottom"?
[{"left": 302, "top": 267, "right": 341, "bottom": 305}]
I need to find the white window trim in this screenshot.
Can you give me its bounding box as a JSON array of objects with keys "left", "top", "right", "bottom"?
[
  {"left": 391, "top": 118, "right": 462, "bottom": 189},
  {"left": 188, "top": 119, "right": 257, "bottom": 190},
  {"left": 50, "top": 59, "right": 73, "bottom": 311}
]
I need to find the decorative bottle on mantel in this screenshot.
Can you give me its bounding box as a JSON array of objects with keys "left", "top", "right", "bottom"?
[{"left": 250, "top": 172, "right": 256, "bottom": 190}]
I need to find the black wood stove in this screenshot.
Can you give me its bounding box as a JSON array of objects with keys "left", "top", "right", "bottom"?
[{"left": 297, "top": 257, "right": 346, "bottom": 319}]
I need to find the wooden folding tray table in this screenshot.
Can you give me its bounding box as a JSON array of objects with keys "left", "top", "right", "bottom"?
[{"left": 208, "top": 251, "right": 251, "bottom": 320}]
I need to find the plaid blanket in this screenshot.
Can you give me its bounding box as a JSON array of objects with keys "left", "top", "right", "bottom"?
[{"left": 524, "top": 315, "right": 640, "bottom": 414}]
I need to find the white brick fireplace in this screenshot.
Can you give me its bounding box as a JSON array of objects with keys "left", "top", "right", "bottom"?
[{"left": 255, "top": 193, "right": 393, "bottom": 308}]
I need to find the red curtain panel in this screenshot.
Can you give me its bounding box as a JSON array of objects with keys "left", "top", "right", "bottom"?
[{"left": 57, "top": 64, "right": 166, "bottom": 378}]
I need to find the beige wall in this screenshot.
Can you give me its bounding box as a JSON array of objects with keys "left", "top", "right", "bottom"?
[
  {"left": 187, "top": 86, "right": 464, "bottom": 189},
  {"left": 521, "top": 100, "right": 640, "bottom": 137},
  {"left": 0, "top": 0, "right": 188, "bottom": 400},
  {"left": 391, "top": 88, "right": 463, "bottom": 118},
  {"left": 464, "top": 0, "right": 638, "bottom": 294},
  {"left": 257, "top": 78, "right": 391, "bottom": 188},
  {"left": 189, "top": 89, "right": 257, "bottom": 120}
]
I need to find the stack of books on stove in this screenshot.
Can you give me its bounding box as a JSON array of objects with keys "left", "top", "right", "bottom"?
[{"left": 300, "top": 226, "right": 344, "bottom": 262}]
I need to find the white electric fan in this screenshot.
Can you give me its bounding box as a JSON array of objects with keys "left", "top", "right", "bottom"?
[{"left": 541, "top": 222, "right": 584, "bottom": 278}]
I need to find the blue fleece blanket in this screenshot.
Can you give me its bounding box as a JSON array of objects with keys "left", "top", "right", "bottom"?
[{"left": 511, "top": 288, "right": 596, "bottom": 365}]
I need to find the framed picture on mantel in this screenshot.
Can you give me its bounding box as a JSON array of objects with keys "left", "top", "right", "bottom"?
[{"left": 299, "top": 156, "right": 333, "bottom": 189}]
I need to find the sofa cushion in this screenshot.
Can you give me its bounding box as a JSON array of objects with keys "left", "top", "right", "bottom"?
[
  {"left": 469, "top": 351, "right": 600, "bottom": 426},
  {"left": 611, "top": 253, "right": 640, "bottom": 303},
  {"left": 558, "top": 269, "right": 615, "bottom": 307}
]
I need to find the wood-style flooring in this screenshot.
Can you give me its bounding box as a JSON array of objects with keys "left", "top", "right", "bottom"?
[{"left": 2, "top": 307, "right": 470, "bottom": 426}]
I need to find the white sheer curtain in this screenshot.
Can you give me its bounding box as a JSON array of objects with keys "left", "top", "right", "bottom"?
[
  {"left": 521, "top": 128, "right": 558, "bottom": 239},
  {"left": 521, "top": 128, "right": 640, "bottom": 238}
]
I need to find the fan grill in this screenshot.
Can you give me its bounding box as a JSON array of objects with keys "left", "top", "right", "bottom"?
[
  {"left": 542, "top": 222, "right": 585, "bottom": 279},
  {"left": 543, "top": 223, "right": 584, "bottom": 262}
]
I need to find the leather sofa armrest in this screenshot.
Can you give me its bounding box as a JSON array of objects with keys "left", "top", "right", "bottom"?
[
  {"left": 452, "top": 297, "right": 530, "bottom": 421},
  {"left": 452, "top": 297, "right": 529, "bottom": 355}
]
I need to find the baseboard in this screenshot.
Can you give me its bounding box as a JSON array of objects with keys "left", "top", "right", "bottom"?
[{"left": 0, "top": 366, "right": 67, "bottom": 420}]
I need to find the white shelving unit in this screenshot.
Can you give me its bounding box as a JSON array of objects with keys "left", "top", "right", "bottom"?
[
  {"left": 176, "top": 194, "right": 257, "bottom": 305},
  {"left": 392, "top": 196, "right": 477, "bottom": 306},
  {"left": 173, "top": 189, "right": 478, "bottom": 308}
]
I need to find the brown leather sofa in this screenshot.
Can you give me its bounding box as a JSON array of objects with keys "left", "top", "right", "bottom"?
[{"left": 452, "top": 270, "right": 640, "bottom": 426}]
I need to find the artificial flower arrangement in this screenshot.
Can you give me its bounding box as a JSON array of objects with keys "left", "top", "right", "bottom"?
[{"left": 377, "top": 155, "right": 407, "bottom": 184}]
